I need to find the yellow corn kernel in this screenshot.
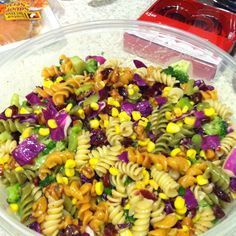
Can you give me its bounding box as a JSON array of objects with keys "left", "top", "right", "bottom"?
[
  {"left": 174, "top": 107, "right": 183, "bottom": 117},
  {"left": 90, "top": 102, "right": 99, "bottom": 111},
  {"left": 142, "top": 169, "right": 150, "bottom": 184},
  {"left": 19, "top": 107, "right": 29, "bottom": 114},
  {"left": 174, "top": 196, "right": 186, "bottom": 209},
  {"left": 48, "top": 119, "right": 58, "bottom": 129},
  {"left": 62, "top": 177, "right": 69, "bottom": 185},
  {"left": 115, "top": 125, "right": 121, "bottom": 134},
  {"left": 22, "top": 127, "right": 32, "bottom": 139},
  {"left": 155, "top": 163, "right": 163, "bottom": 171},
  {"left": 131, "top": 133, "right": 137, "bottom": 140},
  {"left": 43, "top": 80, "right": 53, "bottom": 88},
  {"left": 95, "top": 182, "right": 104, "bottom": 196},
  {"left": 133, "top": 85, "right": 140, "bottom": 92},
  {"left": 77, "top": 109, "right": 85, "bottom": 119},
  {"left": 170, "top": 148, "right": 181, "bottom": 157},
  {"left": 182, "top": 105, "right": 189, "bottom": 113},
  {"left": 124, "top": 203, "right": 130, "bottom": 210},
  {"left": 176, "top": 206, "right": 187, "bottom": 215},
  {"left": 149, "top": 180, "right": 159, "bottom": 190},
  {"left": 159, "top": 193, "right": 169, "bottom": 200},
  {"left": 165, "top": 111, "right": 173, "bottom": 120},
  {"left": 39, "top": 128, "right": 50, "bottom": 136},
  {"left": 15, "top": 166, "right": 24, "bottom": 172},
  {"left": 176, "top": 214, "right": 184, "bottom": 220},
  {"left": 176, "top": 121, "right": 183, "bottom": 127},
  {"left": 111, "top": 107, "right": 119, "bottom": 117},
  {"left": 56, "top": 174, "right": 63, "bottom": 184},
  {"left": 119, "top": 229, "right": 133, "bottom": 236},
  {"left": 4, "top": 108, "right": 12, "bottom": 118},
  {"left": 104, "top": 120, "right": 109, "bottom": 128},
  {"left": 65, "top": 159, "right": 76, "bottom": 169},
  {"left": 90, "top": 119, "right": 100, "bottom": 129},
  {"left": 65, "top": 168, "right": 75, "bottom": 177},
  {"left": 107, "top": 97, "right": 120, "bottom": 107},
  {"left": 187, "top": 149, "right": 197, "bottom": 160},
  {"left": 65, "top": 103, "right": 73, "bottom": 112},
  {"left": 204, "top": 107, "right": 216, "bottom": 117},
  {"left": 200, "top": 150, "right": 206, "bottom": 159},
  {"left": 72, "top": 198, "right": 77, "bottom": 205},
  {"left": 138, "top": 138, "right": 150, "bottom": 147},
  {"left": 138, "top": 117, "right": 149, "bottom": 127},
  {"left": 89, "top": 158, "right": 99, "bottom": 166},
  {"left": 187, "top": 160, "right": 191, "bottom": 167},
  {"left": 55, "top": 76, "right": 63, "bottom": 83},
  {"left": 166, "top": 122, "right": 180, "bottom": 134},
  {"left": 128, "top": 88, "right": 135, "bottom": 96},
  {"left": 0, "top": 156, "right": 9, "bottom": 165},
  {"left": 147, "top": 141, "right": 155, "bottom": 153},
  {"left": 119, "top": 111, "right": 131, "bottom": 122},
  {"left": 109, "top": 167, "right": 119, "bottom": 176},
  {"left": 132, "top": 111, "right": 142, "bottom": 121},
  {"left": 135, "top": 181, "right": 146, "bottom": 189},
  {"left": 184, "top": 116, "right": 196, "bottom": 126},
  {"left": 10, "top": 203, "right": 19, "bottom": 212},
  {"left": 196, "top": 175, "right": 209, "bottom": 186},
  {"left": 34, "top": 109, "right": 41, "bottom": 115}
]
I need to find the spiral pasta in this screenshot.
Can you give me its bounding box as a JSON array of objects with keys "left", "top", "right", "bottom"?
[
  {"left": 120, "top": 121, "right": 134, "bottom": 137},
  {"left": 64, "top": 195, "right": 77, "bottom": 217},
  {"left": 151, "top": 103, "right": 172, "bottom": 135},
  {"left": 0, "top": 119, "right": 29, "bottom": 133},
  {"left": 206, "top": 100, "right": 232, "bottom": 120},
  {"left": 75, "top": 131, "right": 91, "bottom": 169},
  {"left": 115, "top": 161, "right": 143, "bottom": 181},
  {"left": 106, "top": 117, "right": 123, "bottom": 145},
  {"left": 42, "top": 66, "right": 62, "bottom": 79},
  {"left": 0, "top": 140, "right": 17, "bottom": 160},
  {"left": 108, "top": 204, "right": 125, "bottom": 225},
  {"left": 203, "top": 162, "right": 230, "bottom": 191},
  {"left": 131, "top": 198, "right": 153, "bottom": 236},
  {"left": 41, "top": 196, "right": 64, "bottom": 236},
  {"left": 150, "top": 198, "right": 166, "bottom": 226},
  {"left": 151, "top": 166, "right": 179, "bottom": 197},
  {"left": 39, "top": 151, "right": 74, "bottom": 180},
  {"left": 193, "top": 207, "right": 215, "bottom": 235},
  {"left": 20, "top": 183, "right": 34, "bottom": 223},
  {"left": 32, "top": 196, "right": 48, "bottom": 224},
  {"left": 148, "top": 67, "right": 176, "bottom": 87},
  {"left": 154, "top": 133, "right": 173, "bottom": 154},
  {"left": 168, "top": 87, "right": 184, "bottom": 103},
  {"left": 218, "top": 131, "right": 236, "bottom": 155}
]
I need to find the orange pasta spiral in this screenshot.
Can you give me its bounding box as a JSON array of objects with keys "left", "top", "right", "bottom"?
[
  {"left": 39, "top": 151, "right": 74, "bottom": 180},
  {"left": 42, "top": 66, "right": 62, "bottom": 79},
  {"left": 32, "top": 196, "right": 48, "bottom": 224},
  {"left": 178, "top": 162, "right": 207, "bottom": 188},
  {"left": 200, "top": 90, "right": 218, "bottom": 100}
]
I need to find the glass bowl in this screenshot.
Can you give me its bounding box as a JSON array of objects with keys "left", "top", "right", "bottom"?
[{"left": 0, "top": 20, "right": 236, "bottom": 236}]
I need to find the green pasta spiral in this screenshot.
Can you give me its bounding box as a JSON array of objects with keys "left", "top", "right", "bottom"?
[
  {"left": 0, "top": 119, "right": 30, "bottom": 133},
  {"left": 150, "top": 103, "right": 172, "bottom": 135},
  {"left": 20, "top": 183, "right": 34, "bottom": 223},
  {"left": 64, "top": 195, "right": 77, "bottom": 217},
  {"left": 154, "top": 133, "right": 173, "bottom": 154},
  {"left": 2, "top": 165, "right": 36, "bottom": 185}
]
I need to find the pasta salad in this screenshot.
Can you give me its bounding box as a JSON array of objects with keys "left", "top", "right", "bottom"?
[{"left": 0, "top": 55, "right": 236, "bottom": 236}]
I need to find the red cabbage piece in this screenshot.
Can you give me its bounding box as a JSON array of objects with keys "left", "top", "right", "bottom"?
[
  {"left": 230, "top": 177, "right": 236, "bottom": 192},
  {"left": 50, "top": 111, "right": 72, "bottom": 141},
  {"left": 184, "top": 188, "right": 198, "bottom": 210},
  {"left": 42, "top": 102, "right": 58, "bottom": 121},
  {"left": 118, "top": 151, "right": 129, "bottom": 163},
  {"left": 86, "top": 55, "right": 106, "bottom": 65},
  {"left": 28, "top": 222, "right": 41, "bottom": 233},
  {"left": 213, "top": 204, "right": 225, "bottom": 219},
  {"left": 155, "top": 96, "right": 167, "bottom": 107},
  {"left": 90, "top": 129, "right": 108, "bottom": 147},
  {"left": 12, "top": 114, "right": 38, "bottom": 123},
  {"left": 133, "top": 73, "right": 147, "bottom": 86},
  {"left": 136, "top": 100, "right": 152, "bottom": 117},
  {"left": 99, "top": 87, "right": 109, "bottom": 100},
  {"left": 133, "top": 59, "right": 147, "bottom": 68},
  {"left": 26, "top": 92, "right": 42, "bottom": 105},
  {"left": 194, "top": 80, "right": 214, "bottom": 91},
  {"left": 201, "top": 135, "right": 220, "bottom": 150},
  {"left": 12, "top": 135, "right": 45, "bottom": 166},
  {"left": 194, "top": 111, "right": 207, "bottom": 128},
  {"left": 164, "top": 201, "right": 174, "bottom": 214},
  {"left": 223, "top": 148, "right": 236, "bottom": 176},
  {"left": 121, "top": 101, "right": 136, "bottom": 115}
]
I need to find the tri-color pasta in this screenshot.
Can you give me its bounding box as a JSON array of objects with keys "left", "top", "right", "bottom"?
[{"left": 0, "top": 55, "right": 235, "bottom": 236}]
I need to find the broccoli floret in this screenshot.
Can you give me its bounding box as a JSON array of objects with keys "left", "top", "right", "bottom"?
[
  {"left": 162, "top": 66, "right": 189, "bottom": 84},
  {"left": 171, "top": 60, "right": 191, "bottom": 73},
  {"left": 203, "top": 116, "right": 228, "bottom": 138},
  {"left": 6, "top": 183, "right": 21, "bottom": 203}
]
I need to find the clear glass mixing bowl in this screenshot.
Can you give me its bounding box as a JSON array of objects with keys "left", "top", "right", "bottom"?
[{"left": 0, "top": 20, "right": 236, "bottom": 236}]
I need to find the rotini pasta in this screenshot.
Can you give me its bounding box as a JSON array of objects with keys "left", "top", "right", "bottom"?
[
  {"left": 106, "top": 117, "right": 123, "bottom": 145},
  {"left": 218, "top": 131, "right": 236, "bottom": 155},
  {"left": 0, "top": 119, "right": 29, "bottom": 133}
]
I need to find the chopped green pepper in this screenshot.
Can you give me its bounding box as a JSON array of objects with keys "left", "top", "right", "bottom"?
[
  {"left": 70, "top": 56, "right": 87, "bottom": 75},
  {"left": 68, "top": 124, "right": 83, "bottom": 152},
  {"left": 86, "top": 59, "right": 98, "bottom": 73},
  {"left": 6, "top": 183, "right": 21, "bottom": 203},
  {"left": 39, "top": 175, "right": 56, "bottom": 188},
  {"left": 83, "top": 94, "right": 99, "bottom": 107}
]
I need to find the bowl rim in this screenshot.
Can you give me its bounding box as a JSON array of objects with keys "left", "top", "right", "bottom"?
[
  {"left": 0, "top": 19, "right": 236, "bottom": 236},
  {"left": 1, "top": 19, "right": 236, "bottom": 68}
]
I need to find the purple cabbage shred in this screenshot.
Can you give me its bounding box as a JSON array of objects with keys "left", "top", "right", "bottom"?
[
  {"left": 118, "top": 151, "right": 129, "bottom": 163},
  {"left": 85, "top": 55, "right": 106, "bottom": 64},
  {"left": 201, "top": 135, "right": 220, "bottom": 150},
  {"left": 184, "top": 188, "right": 198, "bottom": 210},
  {"left": 133, "top": 59, "right": 147, "bottom": 68}
]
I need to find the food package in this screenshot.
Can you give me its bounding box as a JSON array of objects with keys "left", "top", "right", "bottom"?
[
  {"left": 124, "top": 0, "right": 236, "bottom": 80},
  {"left": 0, "top": 0, "right": 60, "bottom": 53}
]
